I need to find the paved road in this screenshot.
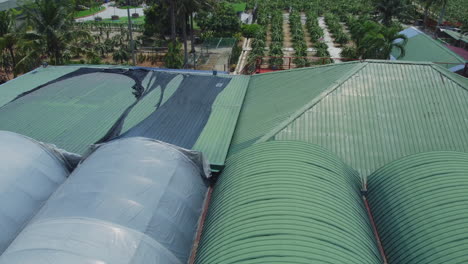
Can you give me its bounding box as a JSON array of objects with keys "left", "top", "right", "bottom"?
[{"left": 76, "top": 2, "right": 145, "bottom": 22}]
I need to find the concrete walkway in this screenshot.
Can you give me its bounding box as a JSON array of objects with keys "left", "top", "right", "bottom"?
[
  {"left": 318, "top": 17, "right": 342, "bottom": 62},
  {"left": 76, "top": 2, "right": 145, "bottom": 22}
]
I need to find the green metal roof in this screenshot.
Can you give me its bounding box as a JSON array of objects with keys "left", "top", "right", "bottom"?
[
  {"left": 269, "top": 61, "right": 468, "bottom": 177},
  {"left": 228, "top": 62, "right": 362, "bottom": 155},
  {"left": 367, "top": 151, "right": 468, "bottom": 264},
  {"left": 192, "top": 75, "right": 250, "bottom": 169},
  {"left": 443, "top": 29, "right": 468, "bottom": 44},
  {"left": 0, "top": 66, "right": 79, "bottom": 108},
  {"left": 0, "top": 66, "right": 249, "bottom": 168},
  {"left": 0, "top": 70, "right": 138, "bottom": 154},
  {"left": 392, "top": 30, "right": 466, "bottom": 70},
  {"left": 195, "top": 140, "right": 382, "bottom": 264}
]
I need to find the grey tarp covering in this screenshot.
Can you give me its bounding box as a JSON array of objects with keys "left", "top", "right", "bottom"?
[
  {"left": 0, "top": 137, "right": 209, "bottom": 264},
  {"left": 0, "top": 131, "right": 69, "bottom": 254}
]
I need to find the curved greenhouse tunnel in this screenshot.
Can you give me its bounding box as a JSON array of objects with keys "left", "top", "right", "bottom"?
[
  {"left": 367, "top": 151, "right": 468, "bottom": 264},
  {"left": 1, "top": 131, "right": 467, "bottom": 263},
  {"left": 194, "top": 140, "right": 383, "bottom": 264},
  {"left": 0, "top": 137, "right": 209, "bottom": 264},
  {"left": 0, "top": 131, "right": 70, "bottom": 254}
]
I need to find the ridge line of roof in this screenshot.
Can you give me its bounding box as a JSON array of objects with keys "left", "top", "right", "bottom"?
[
  {"left": 430, "top": 64, "right": 468, "bottom": 92},
  {"left": 413, "top": 28, "right": 467, "bottom": 63},
  {"left": 254, "top": 62, "right": 369, "bottom": 144},
  {"left": 249, "top": 60, "right": 363, "bottom": 77},
  {"left": 365, "top": 59, "right": 433, "bottom": 65}
]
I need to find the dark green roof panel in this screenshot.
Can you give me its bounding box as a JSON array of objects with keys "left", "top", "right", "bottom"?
[
  {"left": 368, "top": 151, "right": 468, "bottom": 264},
  {"left": 195, "top": 141, "right": 382, "bottom": 264}
]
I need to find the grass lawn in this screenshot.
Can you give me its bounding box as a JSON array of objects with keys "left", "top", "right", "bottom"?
[
  {"left": 229, "top": 2, "right": 246, "bottom": 12},
  {"left": 92, "top": 16, "right": 145, "bottom": 24},
  {"left": 74, "top": 6, "right": 105, "bottom": 18},
  {"left": 117, "top": 5, "right": 142, "bottom": 9},
  {"left": 192, "top": 19, "right": 200, "bottom": 30}
]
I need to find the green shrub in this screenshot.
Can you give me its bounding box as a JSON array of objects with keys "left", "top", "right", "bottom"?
[
  {"left": 241, "top": 24, "right": 262, "bottom": 38},
  {"left": 164, "top": 41, "right": 184, "bottom": 69},
  {"left": 341, "top": 45, "right": 358, "bottom": 59}
]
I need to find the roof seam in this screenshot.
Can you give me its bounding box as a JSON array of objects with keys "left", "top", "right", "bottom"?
[{"left": 254, "top": 62, "right": 369, "bottom": 144}]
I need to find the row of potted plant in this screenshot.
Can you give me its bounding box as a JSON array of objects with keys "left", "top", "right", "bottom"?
[
  {"left": 289, "top": 10, "right": 308, "bottom": 68},
  {"left": 269, "top": 10, "right": 284, "bottom": 68}
]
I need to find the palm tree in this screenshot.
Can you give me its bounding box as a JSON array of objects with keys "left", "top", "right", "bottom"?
[
  {"left": 375, "top": 0, "right": 407, "bottom": 26},
  {"left": 94, "top": 43, "right": 107, "bottom": 57},
  {"left": 23, "top": 0, "right": 91, "bottom": 65},
  {"left": 113, "top": 47, "right": 130, "bottom": 63},
  {"left": 435, "top": 0, "right": 448, "bottom": 35},
  {"left": 104, "top": 38, "right": 115, "bottom": 56},
  {"left": 177, "top": 0, "right": 211, "bottom": 64},
  {"left": 351, "top": 20, "right": 381, "bottom": 49},
  {"left": 0, "top": 10, "right": 19, "bottom": 77},
  {"left": 421, "top": 0, "right": 437, "bottom": 30},
  {"left": 361, "top": 27, "right": 408, "bottom": 59},
  {"left": 168, "top": 0, "right": 176, "bottom": 43}
]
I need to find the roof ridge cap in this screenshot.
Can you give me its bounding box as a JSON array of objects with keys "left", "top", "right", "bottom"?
[
  {"left": 250, "top": 60, "right": 362, "bottom": 77},
  {"left": 254, "top": 62, "right": 369, "bottom": 143},
  {"left": 430, "top": 64, "right": 468, "bottom": 92}
]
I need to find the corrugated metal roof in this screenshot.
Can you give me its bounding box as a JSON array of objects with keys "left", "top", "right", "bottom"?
[
  {"left": 0, "top": 71, "right": 139, "bottom": 154},
  {"left": 195, "top": 140, "right": 382, "bottom": 264},
  {"left": 443, "top": 29, "right": 468, "bottom": 44},
  {"left": 392, "top": 27, "right": 466, "bottom": 70},
  {"left": 367, "top": 151, "right": 468, "bottom": 263},
  {"left": 192, "top": 75, "right": 250, "bottom": 169},
  {"left": 228, "top": 62, "right": 362, "bottom": 155},
  {"left": 0, "top": 66, "right": 249, "bottom": 168},
  {"left": 273, "top": 61, "right": 468, "bottom": 178},
  {"left": 0, "top": 66, "right": 79, "bottom": 108}
]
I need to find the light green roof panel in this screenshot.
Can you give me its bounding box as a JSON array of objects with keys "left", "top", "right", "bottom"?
[
  {"left": 193, "top": 75, "right": 250, "bottom": 168},
  {"left": 0, "top": 71, "right": 140, "bottom": 154},
  {"left": 368, "top": 151, "right": 468, "bottom": 264},
  {"left": 392, "top": 32, "right": 465, "bottom": 69},
  {"left": 228, "top": 62, "right": 362, "bottom": 155},
  {"left": 443, "top": 29, "right": 468, "bottom": 44},
  {"left": 274, "top": 61, "right": 468, "bottom": 177},
  {"left": 195, "top": 141, "right": 382, "bottom": 264},
  {"left": 0, "top": 66, "right": 79, "bottom": 107}
]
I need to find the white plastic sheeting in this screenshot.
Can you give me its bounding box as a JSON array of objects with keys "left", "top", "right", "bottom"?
[
  {"left": 0, "top": 131, "right": 69, "bottom": 254},
  {"left": 0, "top": 137, "right": 209, "bottom": 264}
]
